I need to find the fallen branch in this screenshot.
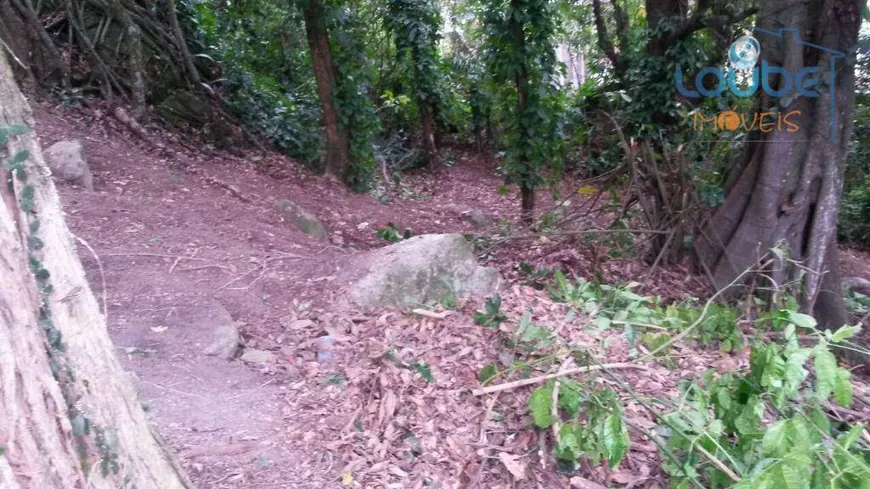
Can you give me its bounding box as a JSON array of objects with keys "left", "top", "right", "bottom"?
[
  {"left": 471, "top": 363, "right": 649, "bottom": 396},
  {"left": 411, "top": 308, "right": 451, "bottom": 319},
  {"left": 72, "top": 233, "right": 107, "bottom": 321}
]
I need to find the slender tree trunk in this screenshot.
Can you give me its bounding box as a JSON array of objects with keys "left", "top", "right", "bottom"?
[
  {"left": 695, "top": 0, "right": 861, "bottom": 330},
  {"left": 418, "top": 97, "right": 437, "bottom": 166},
  {"left": 0, "top": 47, "right": 190, "bottom": 489},
  {"left": 112, "top": 0, "right": 146, "bottom": 119},
  {"left": 164, "top": 0, "right": 199, "bottom": 86},
  {"left": 301, "top": 0, "right": 351, "bottom": 183},
  {"left": 510, "top": 0, "right": 534, "bottom": 226}
]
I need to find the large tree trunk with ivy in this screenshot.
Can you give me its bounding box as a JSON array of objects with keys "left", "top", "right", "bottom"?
[
  {"left": 695, "top": 0, "right": 861, "bottom": 330},
  {"left": 0, "top": 49, "right": 191, "bottom": 489},
  {"left": 301, "top": 0, "right": 351, "bottom": 183}
]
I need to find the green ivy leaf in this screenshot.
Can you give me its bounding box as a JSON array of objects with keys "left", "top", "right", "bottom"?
[
  {"left": 9, "top": 150, "right": 29, "bottom": 165},
  {"left": 528, "top": 385, "right": 553, "bottom": 428},
  {"left": 413, "top": 362, "right": 434, "bottom": 383},
  {"left": 601, "top": 413, "right": 628, "bottom": 468},
  {"left": 478, "top": 363, "right": 498, "bottom": 385}
]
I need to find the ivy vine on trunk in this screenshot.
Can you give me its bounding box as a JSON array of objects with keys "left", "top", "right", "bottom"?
[
  {"left": 385, "top": 0, "right": 442, "bottom": 167},
  {"left": 484, "top": 0, "right": 563, "bottom": 226}
]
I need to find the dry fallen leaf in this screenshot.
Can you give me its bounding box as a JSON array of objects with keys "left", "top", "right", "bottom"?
[
  {"left": 377, "top": 389, "right": 398, "bottom": 428},
  {"left": 569, "top": 476, "right": 608, "bottom": 489},
  {"left": 497, "top": 452, "right": 527, "bottom": 481}
]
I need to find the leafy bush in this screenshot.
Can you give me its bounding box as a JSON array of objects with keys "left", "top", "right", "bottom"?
[
  {"left": 478, "top": 273, "right": 870, "bottom": 487},
  {"left": 660, "top": 322, "right": 868, "bottom": 489}
]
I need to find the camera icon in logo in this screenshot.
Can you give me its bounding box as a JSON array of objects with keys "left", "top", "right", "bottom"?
[{"left": 729, "top": 35, "right": 761, "bottom": 70}]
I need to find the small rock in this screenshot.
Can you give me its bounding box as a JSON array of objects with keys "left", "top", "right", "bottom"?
[
  {"left": 314, "top": 335, "right": 334, "bottom": 352},
  {"left": 316, "top": 351, "right": 333, "bottom": 363},
  {"left": 240, "top": 348, "right": 276, "bottom": 364},
  {"left": 467, "top": 209, "right": 488, "bottom": 228},
  {"left": 276, "top": 199, "right": 328, "bottom": 240},
  {"left": 202, "top": 324, "right": 241, "bottom": 360},
  {"left": 44, "top": 139, "right": 93, "bottom": 190},
  {"left": 315, "top": 335, "right": 334, "bottom": 363}
]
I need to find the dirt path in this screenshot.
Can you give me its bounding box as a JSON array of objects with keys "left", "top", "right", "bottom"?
[{"left": 31, "top": 102, "right": 524, "bottom": 488}]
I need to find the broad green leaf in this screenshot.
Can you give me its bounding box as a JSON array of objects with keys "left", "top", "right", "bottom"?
[
  {"left": 554, "top": 424, "right": 582, "bottom": 461},
  {"left": 831, "top": 325, "right": 861, "bottom": 343},
  {"left": 601, "top": 413, "right": 628, "bottom": 468},
  {"left": 786, "top": 311, "right": 817, "bottom": 329},
  {"left": 557, "top": 382, "right": 581, "bottom": 417},
  {"left": 838, "top": 424, "right": 865, "bottom": 451},
  {"left": 528, "top": 385, "right": 553, "bottom": 428},
  {"left": 814, "top": 348, "right": 838, "bottom": 402},
  {"left": 773, "top": 460, "right": 808, "bottom": 489},
  {"left": 833, "top": 367, "right": 853, "bottom": 406},
  {"left": 761, "top": 419, "right": 788, "bottom": 456}
]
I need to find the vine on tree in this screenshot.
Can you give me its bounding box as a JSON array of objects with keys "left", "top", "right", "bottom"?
[{"left": 483, "top": 0, "right": 565, "bottom": 224}]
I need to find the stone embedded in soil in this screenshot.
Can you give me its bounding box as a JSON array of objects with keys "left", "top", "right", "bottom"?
[
  {"left": 276, "top": 199, "right": 328, "bottom": 240},
  {"left": 202, "top": 323, "right": 241, "bottom": 360},
  {"left": 239, "top": 348, "right": 277, "bottom": 364},
  {"left": 467, "top": 209, "right": 488, "bottom": 228},
  {"left": 345, "top": 233, "right": 501, "bottom": 308},
  {"left": 44, "top": 139, "right": 94, "bottom": 190},
  {"left": 314, "top": 335, "right": 334, "bottom": 364}
]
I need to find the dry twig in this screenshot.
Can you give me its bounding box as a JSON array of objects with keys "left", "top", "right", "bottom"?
[{"left": 471, "top": 363, "right": 649, "bottom": 396}]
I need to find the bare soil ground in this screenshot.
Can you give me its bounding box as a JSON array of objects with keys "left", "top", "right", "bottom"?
[{"left": 30, "top": 100, "right": 870, "bottom": 489}]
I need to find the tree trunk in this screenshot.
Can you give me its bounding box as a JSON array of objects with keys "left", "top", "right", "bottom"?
[
  {"left": 645, "top": 0, "right": 687, "bottom": 56},
  {"left": 521, "top": 185, "right": 535, "bottom": 226},
  {"left": 301, "top": 0, "right": 351, "bottom": 183},
  {"left": 112, "top": 0, "right": 146, "bottom": 119},
  {"left": 510, "top": 0, "right": 534, "bottom": 226},
  {"left": 1, "top": 0, "right": 68, "bottom": 88},
  {"left": 695, "top": 0, "right": 861, "bottom": 330},
  {"left": 0, "top": 47, "right": 191, "bottom": 489},
  {"left": 164, "top": 0, "right": 200, "bottom": 86},
  {"left": 418, "top": 97, "right": 437, "bottom": 167}
]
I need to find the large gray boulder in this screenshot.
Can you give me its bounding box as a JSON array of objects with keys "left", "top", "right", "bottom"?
[
  {"left": 346, "top": 234, "right": 500, "bottom": 308},
  {"left": 44, "top": 139, "right": 93, "bottom": 190}
]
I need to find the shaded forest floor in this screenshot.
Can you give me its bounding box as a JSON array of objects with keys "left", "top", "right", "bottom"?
[{"left": 31, "top": 100, "right": 870, "bottom": 489}]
